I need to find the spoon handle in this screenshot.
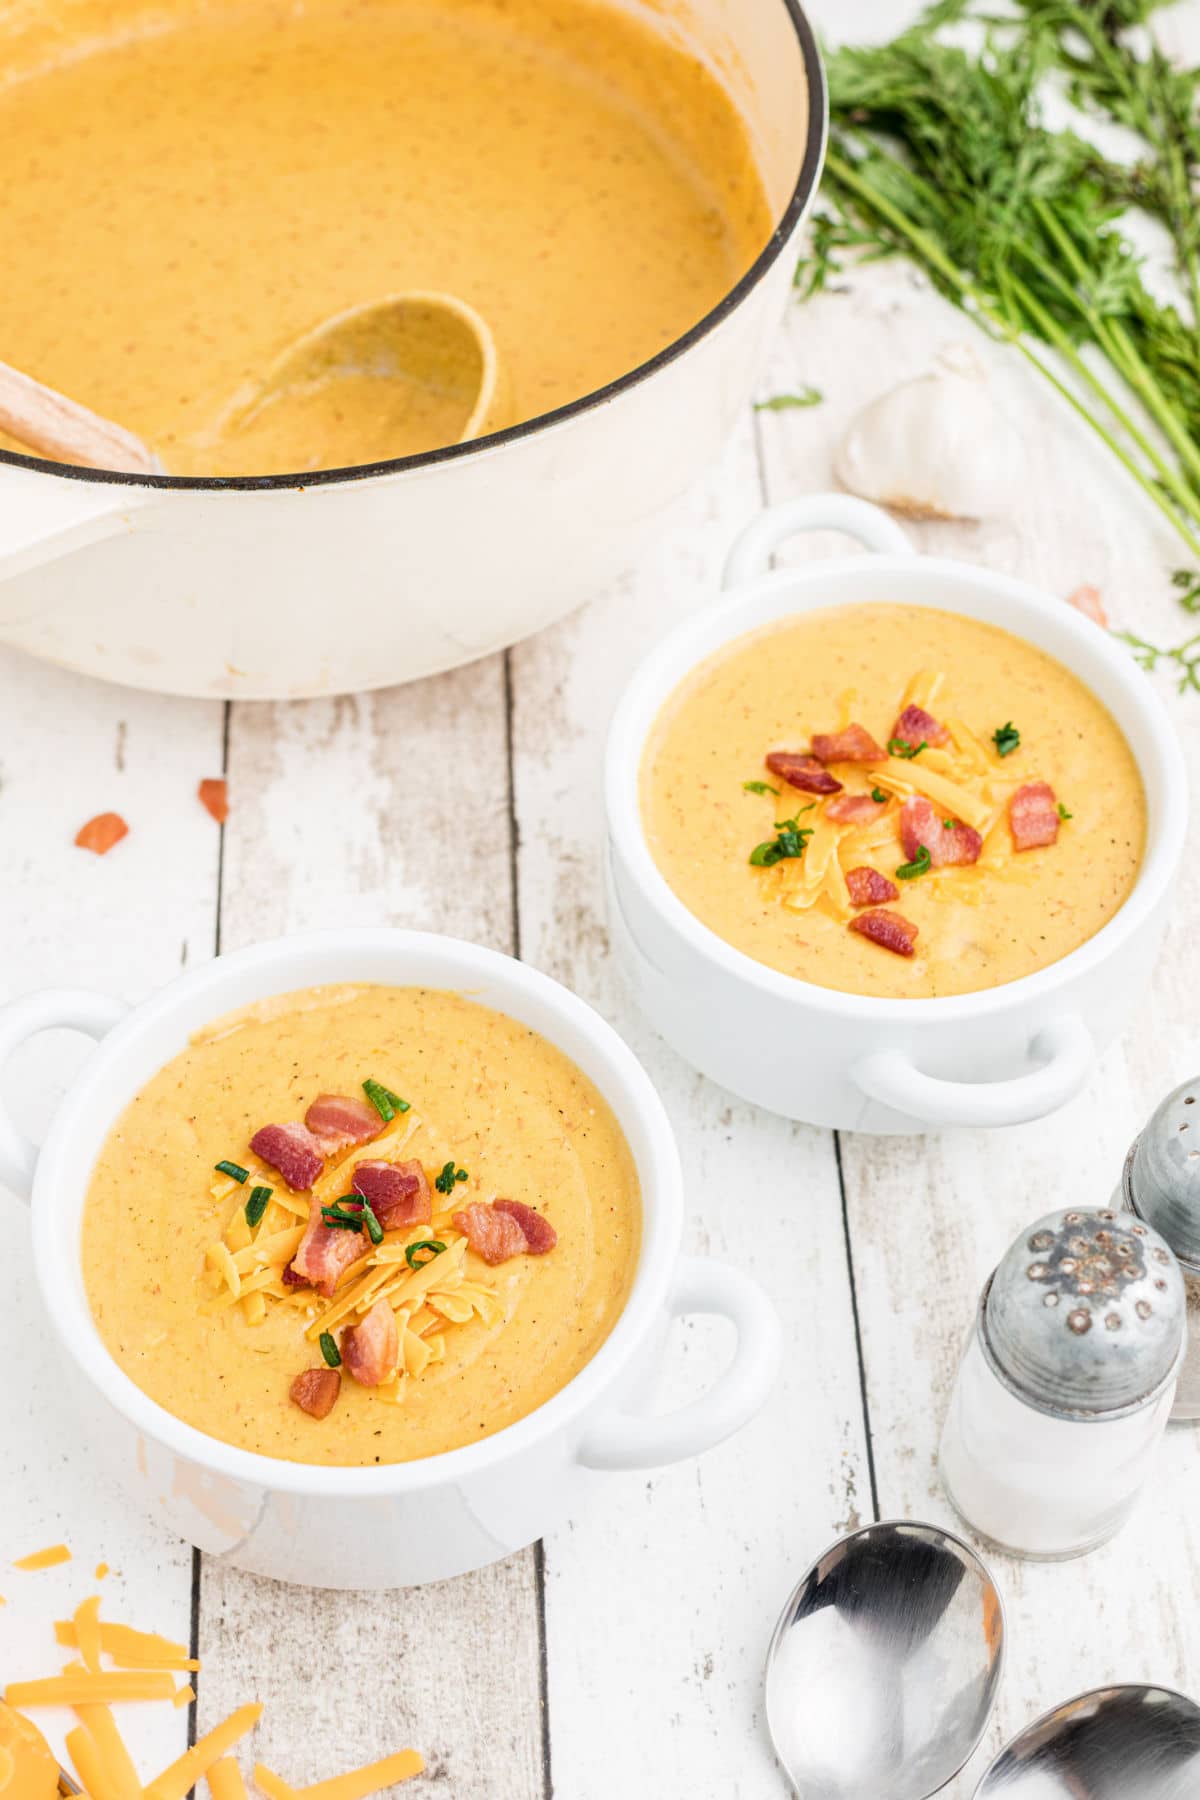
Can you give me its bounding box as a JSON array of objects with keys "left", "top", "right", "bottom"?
[{"left": 0, "top": 358, "right": 161, "bottom": 475}]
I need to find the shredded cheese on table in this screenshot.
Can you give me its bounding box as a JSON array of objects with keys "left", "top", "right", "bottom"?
[
  {"left": 54, "top": 1620, "right": 199, "bottom": 1672},
  {"left": 144, "top": 1704, "right": 263, "bottom": 1800},
  {"left": 254, "top": 1749, "right": 425, "bottom": 1799},
  {"left": 7, "top": 1673, "right": 178, "bottom": 1707},
  {"left": 73, "top": 1706, "right": 143, "bottom": 1800},
  {"left": 208, "top": 1759, "right": 250, "bottom": 1800},
  {"left": 13, "top": 1544, "right": 72, "bottom": 1572}
]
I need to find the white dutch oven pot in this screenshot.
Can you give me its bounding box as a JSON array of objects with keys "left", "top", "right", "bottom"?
[
  {"left": 606, "top": 496, "right": 1188, "bottom": 1134},
  {"left": 0, "top": 931, "right": 780, "bottom": 1588},
  {"left": 0, "top": 0, "right": 825, "bottom": 700}
]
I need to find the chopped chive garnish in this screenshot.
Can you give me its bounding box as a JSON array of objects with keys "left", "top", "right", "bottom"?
[
  {"left": 434, "top": 1161, "right": 469, "bottom": 1196},
  {"left": 896, "top": 845, "right": 932, "bottom": 880},
  {"left": 319, "top": 1331, "right": 342, "bottom": 1369},
  {"left": 992, "top": 721, "right": 1021, "bottom": 758},
  {"left": 743, "top": 779, "right": 780, "bottom": 796},
  {"left": 406, "top": 1239, "right": 447, "bottom": 1271},
  {"left": 1058, "top": 802, "right": 1073, "bottom": 820},
  {"left": 943, "top": 818, "right": 956, "bottom": 829},
  {"left": 215, "top": 1160, "right": 249, "bottom": 1183},
  {"left": 363, "top": 1077, "right": 410, "bottom": 1122},
  {"left": 749, "top": 813, "right": 815, "bottom": 868},
  {"left": 360, "top": 1200, "right": 384, "bottom": 1246},
  {"left": 870, "top": 788, "right": 888, "bottom": 803},
  {"left": 245, "top": 1185, "right": 272, "bottom": 1228},
  {"left": 887, "top": 737, "right": 927, "bottom": 760},
  {"left": 320, "top": 1200, "right": 365, "bottom": 1231}
]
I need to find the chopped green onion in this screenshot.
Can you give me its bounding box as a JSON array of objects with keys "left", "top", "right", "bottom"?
[
  {"left": 363, "top": 1077, "right": 410, "bottom": 1122},
  {"left": 896, "top": 845, "right": 932, "bottom": 880},
  {"left": 943, "top": 818, "right": 956, "bottom": 830},
  {"left": 360, "top": 1200, "right": 384, "bottom": 1247},
  {"left": 1057, "top": 802, "right": 1073, "bottom": 820},
  {"left": 743, "top": 779, "right": 780, "bottom": 796},
  {"left": 319, "top": 1331, "right": 342, "bottom": 1369},
  {"left": 887, "top": 737, "right": 927, "bottom": 760},
  {"left": 244, "top": 1185, "right": 272, "bottom": 1228},
  {"left": 754, "top": 387, "right": 823, "bottom": 412},
  {"left": 406, "top": 1239, "right": 447, "bottom": 1271},
  {"left": 992, "top": 722, "right": 1021, "bottom": 758},
  {"left": 435, "top": 1161, "right": 469, "bottom": 1196},
  {"left": 749, "top": 814, "right": 815, "bottom": 868},
  {"left": 215, "top": 1160, "right": 249, "bottom": 1183},
  {"left": 320, "top": 1200, "right": 365, "bottom": 1232},
  {"left": 870, "top": 788, "right": 888, "bottom": 803}
]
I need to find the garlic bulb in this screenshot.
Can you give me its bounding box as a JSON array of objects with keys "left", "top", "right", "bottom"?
[{"left": 834, "top": 345, "right": 1022, "bottom": 521}]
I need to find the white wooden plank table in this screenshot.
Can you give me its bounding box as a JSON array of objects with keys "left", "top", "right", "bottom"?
[{"left": 2, "top": 4, "right": 1199, "bottom": 1793}]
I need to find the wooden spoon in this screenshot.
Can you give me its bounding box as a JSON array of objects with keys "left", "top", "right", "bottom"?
[
  {"left": 0, "top": 291, "right": 505, "bottom": 477},
  {"left": 0, "top": 358, "right": 163, "bottom": 474}
]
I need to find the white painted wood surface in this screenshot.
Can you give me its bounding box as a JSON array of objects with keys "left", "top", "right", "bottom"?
[{"left": 2, "top": 3, "right": 1199, "bottom": 1793}]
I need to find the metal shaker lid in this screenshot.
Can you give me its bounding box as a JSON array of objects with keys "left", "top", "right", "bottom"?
[
  {"left": 982, "top": 1207, "right": 1186, "bottom": 1418},
  {"left": 1126, "top": 1077, "right": 1200, "bottom": 1270}
]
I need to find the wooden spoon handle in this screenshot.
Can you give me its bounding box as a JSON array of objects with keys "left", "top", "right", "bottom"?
[{"left": 0, "top": 359, "right": 162, "bottom": 475}]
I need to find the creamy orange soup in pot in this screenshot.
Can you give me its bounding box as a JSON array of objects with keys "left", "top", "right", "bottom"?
[
  {"left": 0, "top": 0, "right": 773, "bottom": 474},
  {"left": 82, "top": 985, "right": 641, "bottom": 1466},
  {"left": 640, "top": 605, "right": 1146, "bottom": 999}
]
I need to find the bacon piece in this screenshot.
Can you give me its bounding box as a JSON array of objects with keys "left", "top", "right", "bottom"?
[
  {"left": 899, "top": 797, "right": 983, "bottom": 868},
  {"left": 453, "top": 1201, "right": 531, "bottom": 1266},
  {"left": 891, "top": 704, "right": 951, "bottom": 751},
  {"left": 825, "top": 794, "right": 887, "bottom": 826},
  {"left": 351, "top": 1158, "right": 432, "bottom": 1229},
  {"left": 249, "top": 1121, "right": 325, "bottom": 1191},
  {"left": 342, "top": 1297, "right": 399, "bottom": 1388},
  {"left": 281, "top": 1261, "right": 308, "bottom": 1290},
  {"left": 494, "top": 1199, "right": 558, "bottom": 1255},
  {"left": 289, "top": 1367, "right": 341, "bottom": 1420},
  {"left": 765, "top": 752, "right": 842, "bottom": 796},
  {"left": 1067, "top": 583, "right": 1107, "bottom": 627},
  {"left": 197, "top": 778, "right": 229, "bottom": 824},
  {"left": 290, "top": 1210, "right": 366, "bottom": 1298},
  {"left": 810, "top": 723, "right": 888, "bottom": 764},
  {"left": 75, "top": 812, "right": 129, "bottom": 856},
  {"left": 1009, "top": 781, "right": 1060, "bottom": 851},
  {"left": 846, "top": 866, "right": 899, "bottom": 908},
  {"left": 304, "top": 1093, "right": 381, "bottom": 1157},
  {"left": 848, "top": 909, "right": 919, "bottom": 957}
]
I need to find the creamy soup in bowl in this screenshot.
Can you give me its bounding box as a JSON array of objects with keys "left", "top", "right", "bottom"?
[
  {"left": 606, "top": 496, "right": 1185, "bottom": 1133},
  {"left": 4, "top": 931, "right": 778, "bottom": 1587}
]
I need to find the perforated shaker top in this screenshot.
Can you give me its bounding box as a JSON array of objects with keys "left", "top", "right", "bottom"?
[{"left": 983, "top": 1206, "right": 1186, "bottom": 1416}]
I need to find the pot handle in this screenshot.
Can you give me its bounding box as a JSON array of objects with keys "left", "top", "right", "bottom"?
[
  {"left": 0, "top": 989, "right": 128, "bottom": 1201},
  {"left": 576, "top": 1255, "right": 781, "bottom": 1472},
  {"left": 723, "top": 494, "right": 915, "bottom": 588},
  {"left": 852, "top": 1015, "right": 1094, "bottom": 1129},
  {"left": 0, "top": 466, "right": 145, "bottom": 587}
]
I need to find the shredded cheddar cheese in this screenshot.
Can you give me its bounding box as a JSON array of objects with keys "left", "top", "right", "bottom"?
[
  {"left": 208, "top": 1760, "right": 250, "bottom": 1800},
  {"left": 14, "top": 1544, "right": 72, "bottom": 1572},
  {"left": 144, "top": 1702, "right": 263, "bottom": 1800},
  {"left": 74, "top": 1597, "right": 104, "bottom": 1674},
  {"left": 874, "top": 759, "right": 992, "bottom": 831},
  {"left": 55, "top": 1620, "right": 199, "bottom": 1672},
  {"left": 254, "top": 1750, "right": 425, "bottom": 1800},
  {"left": 73, "top": 1706, "right": 143, "bottom": 1800},
  {"left": 6, "top": 1673, "right": 177, "bottom": 1706}
]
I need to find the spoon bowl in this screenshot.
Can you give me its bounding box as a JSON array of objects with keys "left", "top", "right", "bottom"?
[
  {"left": 209, "top": 290, "right": 509, "bottom": 474},
  {"left": 765, "top": 1519, "right": 1005, "bottom": 1800},
  {"left": 975, "top": 1685, "right": 1200, "bottom": 1799}
]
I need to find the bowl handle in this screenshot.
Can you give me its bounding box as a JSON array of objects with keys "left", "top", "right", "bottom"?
[
  {"left": 0, "top": 989, "right": 129, "bottom": 1200},
  {"left": 722, "top": 494, "right": 915, "bottom": 588},
  {"left": 852, "top": 1016, "right": 1094, "bottom": 1129},
  {"left": 575, "top": 1255, "right": 781, "bottom": 1472}
]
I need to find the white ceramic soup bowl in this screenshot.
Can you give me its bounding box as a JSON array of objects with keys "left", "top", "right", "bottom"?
[
  {"left": 0, "top": 929, "right": 780, "bottom": 1589},
  {"left": 606, "top": 495, "right": 1187, "bottom": 1135}
]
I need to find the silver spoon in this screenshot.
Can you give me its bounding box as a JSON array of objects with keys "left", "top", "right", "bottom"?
[
  {"left": 976, "top": 1684, "right": 1200, "bottom": 1798},
  {"left": 765, "top": 1519, "right": 1005, "bottom": 1799}
]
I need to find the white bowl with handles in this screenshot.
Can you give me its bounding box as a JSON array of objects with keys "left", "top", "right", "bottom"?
[
  {"left": 605, "top": 495, "right": 1187, "bottom": 1134},
  {"left": 0, "top": 929, "right": 780, "bottom": 1589}
]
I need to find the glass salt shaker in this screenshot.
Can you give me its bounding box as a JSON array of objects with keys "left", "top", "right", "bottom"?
[
  {"left": 1118, "top": 1075, "right": 1200, "bottom": 1421},
  {"left": 939, "top": 1206, "right": 1186, "bottom": 1560}
]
